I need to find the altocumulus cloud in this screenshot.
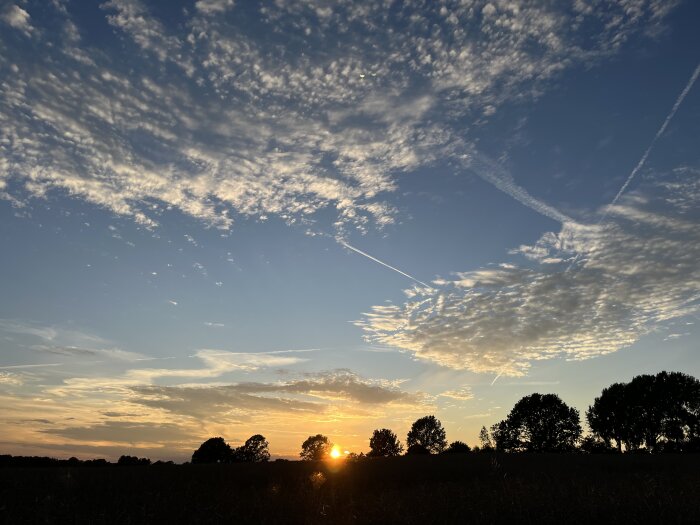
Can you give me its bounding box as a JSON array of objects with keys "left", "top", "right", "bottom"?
[
  {"left": 358, "top": 171, "right": 700, "bottom": 376},
  {"left": 0, "top": 1, "right": 677, "bottom": 233}
]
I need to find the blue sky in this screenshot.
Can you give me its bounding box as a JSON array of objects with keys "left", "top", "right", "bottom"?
[{"left": 0, "top": 0, "right": 699, "bottom": 460}]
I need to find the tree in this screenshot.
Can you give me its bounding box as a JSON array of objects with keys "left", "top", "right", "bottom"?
[
  {"left": 117, "top": 455, "right": 151, "bottom": 466},
  {"left": 444, "top": 441, "right": 471, "bottom": 454},
  {"left": 478, "top": 425, "right": 494, "bottom": 452},
  {"left": 406, "top": 415, "right": 447, "bottom": 454},
  {"left": 406, "top": 444, "right": 430, "bottom": 455},
  {"left": 368, "top": 428, "right": 404, "bottom": 457},
  {"left": 236, "top": 434, "right": 270, "bottom": 462},
  {"left": 192, "top": 437, "right": 234, "bottom": 464},
  {"left": 493, "top": 393, "right": 582, "bottom": 452},
  {"left": 586, "top": 382, "right": 633, "bottom": 452},
  {"left": 588, "top": 371, "right": 700, "bottom": 452},
  {"left": 300, "top": 434, "right": 331, "bottom": 461}
]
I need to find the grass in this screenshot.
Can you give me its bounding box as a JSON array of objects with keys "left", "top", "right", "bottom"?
[{"left": 1, "top": 454, "right": 699, "bottom": 524}]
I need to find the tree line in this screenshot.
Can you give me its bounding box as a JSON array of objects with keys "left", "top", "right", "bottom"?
[
  {"left": 2, "top": 370, "right": 697, "bottom": 468},
  {"left": 190, "top": 371, "right": 700, "bottom": 463}
]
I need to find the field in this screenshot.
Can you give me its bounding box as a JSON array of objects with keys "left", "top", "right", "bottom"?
[{"left": 2, "top": 454, "right": 699, "bottom": 524}]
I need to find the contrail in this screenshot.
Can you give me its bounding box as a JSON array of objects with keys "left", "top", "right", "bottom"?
[
  {"left": 606, "top": 63, "right": 700, "bottom": 213},
  {"left": 339, "top": 240, "right": 432, "bottom": 288},
  {"left": 0, "top": 363, "right": 61, "bottom": 369},
  {"left": 464, "top": 151, "right": 576, "bottom": 225},
  {"left": 568, "top": 63, "right": 700, "bottom": 271}
]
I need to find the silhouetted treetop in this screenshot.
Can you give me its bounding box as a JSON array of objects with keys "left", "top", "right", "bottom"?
[
  {"left": 406, "top": 415, "right": 447, "bottom": 454},
  {"left": 406, "top": 444, "right": 430, "bottom": 455},
  {"left": 444, "top": 441, "right": 471, "bottom": 454},
  {"left": 368, "top": 428, "right": 404, "bottom": 457},
  {"left": 300, "top": 434, "right": 331, "bottom": 461},
  {"left": 236, "top": 434, "right": 270, "bottom": 463},
  {"left": 192, "top": 437, "right": 234, "bottom": 464},
  {"left": 493, "top": 393, "right": 581, "bottom": 452}
]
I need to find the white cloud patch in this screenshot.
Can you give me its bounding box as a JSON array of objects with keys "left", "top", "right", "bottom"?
[
  {"left": 439, "top": 387, "right": 474, "bottom": 401},
  {"left": 0, "top": 371, "right": 24, "bottom": 386},
  {"left": 0, "top": 1, "right": 677, "bottom": 233},
  {"left": 358, "top": 172, "right": 700, "bottom": 376},
  {"left": 1, "top": 5, "right": 34, "bottom": 35}
]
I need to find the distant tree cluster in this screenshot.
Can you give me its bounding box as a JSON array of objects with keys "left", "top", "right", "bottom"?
[
  {"left": 586, "top": 371, "right": 700, "bottom": 452},
  {"left": 192, "top": 435, "right": 270, "bottom": 464},
  {"left": 117, "top": 455, "right": 152, "bottom": 466}
]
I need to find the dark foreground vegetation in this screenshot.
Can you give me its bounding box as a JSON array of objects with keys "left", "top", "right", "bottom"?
[{"left": 2, "top": 454, "right": 700, "bottom": 524}]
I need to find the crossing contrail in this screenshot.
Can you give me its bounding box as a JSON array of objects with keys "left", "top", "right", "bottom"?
[
  {"left": 464, "top": 151, "right": 576, "bottom": 225},
  {"left": 606, "top": 63, "right": 700, "bottom": 213},
  {"left": 339, "top": 240, "right": 432, "bottom": 288},
  {"left": 567, "top": 63, "right": 700, "bottom": 272}
]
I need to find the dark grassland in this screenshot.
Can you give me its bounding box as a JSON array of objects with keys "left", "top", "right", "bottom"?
[{"left": 2, "top": 454, "right": 699, "bottom": 524}]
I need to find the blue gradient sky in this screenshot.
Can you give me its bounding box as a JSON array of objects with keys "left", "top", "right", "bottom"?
[{"left": 1, "top": 0, "right": 699, "bottom": 460}]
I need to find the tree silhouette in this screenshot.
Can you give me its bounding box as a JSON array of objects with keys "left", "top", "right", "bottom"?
[
  {"left": 117, "top": 455, "right": 151, "bottom": 466},
  {"left": 192, "top": 437, "right": 234, "bottom": 464},
  {"left": 444, "top": 441, "right": 471, "bottom": 454},
  {"left": 300, "top": 434, "right": 331, "bottom": 460},
  {"left": 406, "top": 415, "right": 447, "bottom": 454},
  {"left": 368, "top": 428, "right": 404, "bottom": 457},
  {"left": 478, "top": 425, "right": 494, "bottom": 452},
  {"left": 236, "top": 434, "right": 270, "bottom": 462},
  {"left": 493, "top": 393, "right": 582, "bottom": 452},
  {"left": 406, "top": 444, "right": 430, "bottom": 455},
  {"left": 586, "top": 382, "right": 633, "bottom": 452},
  {"left": 588, "top": 371, "right": 700, "bottom": 452}
]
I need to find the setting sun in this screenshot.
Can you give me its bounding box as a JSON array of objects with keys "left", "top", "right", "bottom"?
[{"left": 330, "top": 446, "right": 342, "bottom": 459}]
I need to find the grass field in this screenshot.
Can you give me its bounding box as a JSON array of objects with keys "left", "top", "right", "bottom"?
[{"left": 2, "top": 454, "right": 699, "bottom": 524}]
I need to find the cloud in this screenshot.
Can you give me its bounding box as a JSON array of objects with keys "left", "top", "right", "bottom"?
[
  {"left": 0, "top": 1, "right": 677, "bottom": 233},
  {"left": 194, "top": 0, "right": 235, "bottom": 14},
  {"left": 0, "top": 319, "right": 144, "bottom": 362},
  {"left": 1, "top": 5, "right": 34, "bottom": 36},
  {"left": 439, "top": 387, "right": 474, "bottom": 401},
  {"left": 0, "top": 371, "right": 23, "bottom": 386},
  {"left": 42, "top": 420, "right": 195, "bottom": 445},
  {"left": 129, "top": 369, "right": 426, "bottom": 419},
  {"left": 358, "top": 171, "right": 700, "bottom": 376}
]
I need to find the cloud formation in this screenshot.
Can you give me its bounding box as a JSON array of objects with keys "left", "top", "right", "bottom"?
[
  {"left": 129, "top": 369, "right": 425, "bottom": 420},
  {"left": 358, "top": 171, "right": 700, "bottom": 376},
  {"left": 0, "top": 1, "right": 677, "bottom": 232}
]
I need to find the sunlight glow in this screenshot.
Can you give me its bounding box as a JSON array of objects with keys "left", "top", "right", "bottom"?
[{"left": 330, "top": 445, "right": 342, "bottom": 459}]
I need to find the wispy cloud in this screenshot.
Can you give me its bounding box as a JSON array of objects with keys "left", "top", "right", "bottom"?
[{"left": 358, "top": 171, "right": 700, "bottom": 376}]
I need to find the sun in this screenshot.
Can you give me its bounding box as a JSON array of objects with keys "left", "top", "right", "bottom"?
[{"left": 329, "top": 445, "right": 342, "bottom": 459}]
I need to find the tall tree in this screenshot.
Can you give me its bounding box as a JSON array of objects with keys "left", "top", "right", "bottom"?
[
  {"left": 368, "top": 428, "right": 404, "bottom": 457},
  {"left": 406, "top": 415, "right": 447, "bottom": 454},
  {"left": 586, "top": 382, "right": 633, "bottom": 452},
  {"left": 493, "top": 393, "right": 582, "bottom": 452},
  {"left": 300, "top": 434, "right": 331, "bottom": 461}
]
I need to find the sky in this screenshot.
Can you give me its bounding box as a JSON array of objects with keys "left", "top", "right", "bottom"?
[{"left": 0, "top": 0, "right": 699, "bottom": 461}]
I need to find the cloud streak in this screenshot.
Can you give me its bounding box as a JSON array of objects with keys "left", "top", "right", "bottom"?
[{"left": 339, "top": 241, "right": 431, "bottom": 288}]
